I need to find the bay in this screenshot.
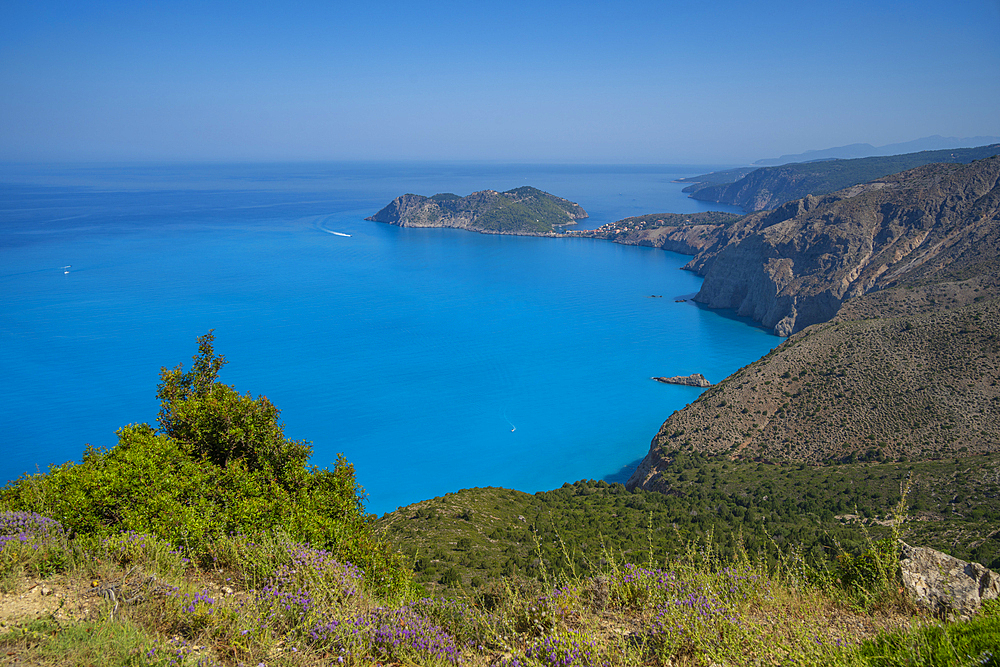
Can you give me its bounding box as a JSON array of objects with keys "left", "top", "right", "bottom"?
[{"left": 0, "top": 162, "right": 775, "bottom": 515}]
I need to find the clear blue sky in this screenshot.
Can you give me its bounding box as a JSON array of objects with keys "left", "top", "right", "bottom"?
[{"left": 2, "top": 0, "right": 998, "bottom": 164}]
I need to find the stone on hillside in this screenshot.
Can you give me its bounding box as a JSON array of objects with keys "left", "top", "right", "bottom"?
[{"left": 899, "top": 540, "right": 1000, "bottom": 620}]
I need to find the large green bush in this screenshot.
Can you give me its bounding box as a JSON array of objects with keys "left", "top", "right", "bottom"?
[
  {"left": 156, "top": 332, "right": 312, "bottom": 485},
  {"left": 0, "top": 332, "right": 410, "bottom": 597}
]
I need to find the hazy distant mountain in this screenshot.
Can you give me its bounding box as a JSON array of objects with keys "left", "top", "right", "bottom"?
[
  {"left": 753, "top": 135, "right": 1000, "bottom": 166},
  {"left": 688, "top": 144, "right": 1000, "bottom": 211}
]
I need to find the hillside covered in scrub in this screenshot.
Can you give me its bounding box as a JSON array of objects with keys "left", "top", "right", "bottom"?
[
  {"left": 378, "top": 455, "right": 1000, "bottom": 596},
  {"left": 366, "top": 186, "right": 588, "bottom": 234},
  {"left": 628, "top": 280, "right": 1000, "bottom": 474}
]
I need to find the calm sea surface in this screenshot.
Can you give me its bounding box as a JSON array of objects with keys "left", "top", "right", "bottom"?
[{"left": 0, "top": 162, "right": 775, "bottom": 515}]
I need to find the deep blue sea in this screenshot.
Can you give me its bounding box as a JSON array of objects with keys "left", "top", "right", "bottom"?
[{"left": 1, "top": 162, "right": 776, "bottom": 515}]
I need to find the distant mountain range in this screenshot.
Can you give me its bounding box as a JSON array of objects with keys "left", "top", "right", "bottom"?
[
  {"left": 683, "top": 144, "right": 1000, "bottom": 212},
  {"left": 753, "top": 135, "right": 1000, "bottom": 166}
]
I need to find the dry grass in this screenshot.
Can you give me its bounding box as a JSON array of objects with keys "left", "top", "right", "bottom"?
[{"left": 0, "top": 518, "right": 940, "bottom": 667}]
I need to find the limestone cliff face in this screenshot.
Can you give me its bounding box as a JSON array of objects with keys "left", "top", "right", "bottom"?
[
  {"left": 687, "top": 158, "right": 1000, "bottom": 336},
  {"left": 627, "top": 157, "right": 1000, "bottom": 492},
  {"left": 578, "top": 211, "right": 742, "bottom": 256}
]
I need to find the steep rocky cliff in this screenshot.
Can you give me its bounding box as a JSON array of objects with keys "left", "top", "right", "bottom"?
[
  {"left": 687, "top": 157, "right": 1000, "bottom": 336},
  {"left": 366, "top": 186, "right": 587, "bottom": 235},
  {"left": 628, "top": 157, "right": 1000, "bottom": 491},
  {"left": 575, "top": 211, "right": 740, "bottom": 254}
]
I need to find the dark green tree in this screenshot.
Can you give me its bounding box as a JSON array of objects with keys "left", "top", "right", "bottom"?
[{"left": 156, "top": 330, "right": 311, "bottom": 485}]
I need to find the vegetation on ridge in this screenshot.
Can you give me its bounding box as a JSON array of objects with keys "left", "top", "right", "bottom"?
[
  {"left": 4, "top": 489, "right": 998, "bottom": 666},
  {"left": 366, "top": 186, "right": 588, "bottom": 234},
  {"left": 378, "top": 455, "right": 1000, "bottom": 596}
]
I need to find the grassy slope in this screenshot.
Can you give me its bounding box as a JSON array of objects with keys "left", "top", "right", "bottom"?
[{"left": 12, "top": 519, "right": 998, "bottom": 667}]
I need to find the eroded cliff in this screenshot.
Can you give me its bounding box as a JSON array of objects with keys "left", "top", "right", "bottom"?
[
  {"left": 687, "top": 157, "right": 1000, "bottom": 336},
  {"left": 628, "top": 157, "right": 1000, "bottom": 492}
]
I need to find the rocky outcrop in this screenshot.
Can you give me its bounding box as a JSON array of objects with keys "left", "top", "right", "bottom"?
[
  {"left": 652, "top": 374, "right": 711, "bottom": 388},
  {"left": 576, "top": 211, "right": 742, "bottom": 256},
  {"left": 899, "top": 541, "right": 1000, "bottom": 620},
  {"left": 366, "top": 187, "right": 587, "bottom": 235},
  {"left": 610, "top": 224, "right": 726, "bottom": 255},
  {"left": 685, "top": 157, "right": 1000, "bottom": 336}
]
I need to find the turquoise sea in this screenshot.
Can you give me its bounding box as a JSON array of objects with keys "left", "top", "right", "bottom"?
[{"left": 1, "top": 162, "right": 777, "bottom": 515}]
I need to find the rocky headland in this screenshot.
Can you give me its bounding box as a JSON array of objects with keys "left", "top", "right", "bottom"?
[
  {"left": 574, "top": 211, "right": 740, "bottom": 254},
  {"left": 628, "top": 156, "right": 1000, "bottom": 492},
  {"left": 366, "top": 186, "right": 587, "bottom": 235}
]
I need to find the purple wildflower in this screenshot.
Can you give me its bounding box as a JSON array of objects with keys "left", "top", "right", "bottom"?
[{"left": 0, "top": 511, "right": 65, "bottom": 550}]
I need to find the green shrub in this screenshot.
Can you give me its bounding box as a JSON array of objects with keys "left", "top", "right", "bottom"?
[
  {"left": 834, "top": 538, "right": 900, "bottom": 609},
  {"left": 0, "top": 333, "right": 411, "bottom": 598},
  {"left": 156, "top": 331, "right": 311, "bottom": 486}
]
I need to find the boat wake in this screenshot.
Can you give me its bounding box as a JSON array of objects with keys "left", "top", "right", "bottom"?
[
  {"left": 314, "top": 215, "right": 352, "bottom": 237},
  {"left": 503, "top": 409, "right": 516, "bottom": 433}
]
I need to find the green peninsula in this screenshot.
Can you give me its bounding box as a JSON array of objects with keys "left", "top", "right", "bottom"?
[{"left": 365, "top": 186, "right": 588, "bottom": 234}]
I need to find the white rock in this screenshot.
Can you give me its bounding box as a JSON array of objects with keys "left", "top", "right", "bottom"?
[{"left": 899, "top": 540, "right": 1000, "bottom": 620}]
